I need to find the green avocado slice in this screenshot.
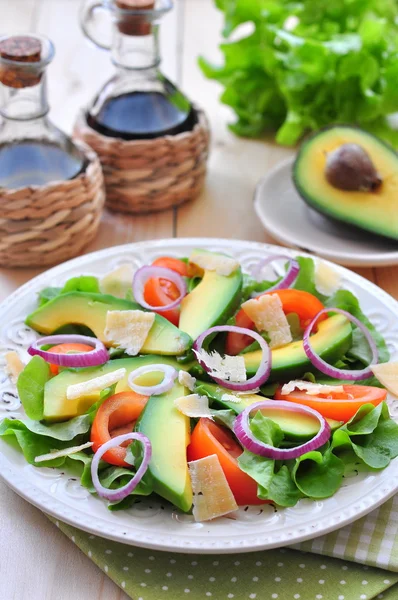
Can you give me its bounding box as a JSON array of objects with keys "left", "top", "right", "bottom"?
[
  {"left": 136, "top": 382, "right": 193, "bottom": 513},
  {"left": 43, "top": 356, "right": 191, "bottom": 422},
  {"left": 179, "top": 250, "right": 242, "bottom": 341},
  {"left": 196, "top": 381, "right": 342, "bottom": 440},
  {"left": 293, "top": 126, "right": 398, "bottom": 240},
  {"left": 26, "top": 292, "right": 191, "bottom": 357},
  {"left": 244, "top": 314, "right": 352, "bottom": 382}
]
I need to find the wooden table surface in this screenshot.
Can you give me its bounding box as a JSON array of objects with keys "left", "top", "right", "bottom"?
[{"left": 1, "top": 1, "right": 398, "bottom": 598}]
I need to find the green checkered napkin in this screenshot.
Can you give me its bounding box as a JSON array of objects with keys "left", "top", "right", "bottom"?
[{"left": 49, "top": 494, "right": 398, "bottom": 600}]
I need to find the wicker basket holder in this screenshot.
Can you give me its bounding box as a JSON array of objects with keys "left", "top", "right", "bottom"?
[
  {"left": 73, "top": 107, "right": 210, "bottom": 215},
  {"left": 0, "top": 142, "right": 105, "bottom": 268}
]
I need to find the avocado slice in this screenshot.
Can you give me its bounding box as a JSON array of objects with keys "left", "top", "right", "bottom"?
[
  {"left": 196, "top": 381, "right": 342, "bottom": 441},
  {"left": 136, "top": 382, "right": 193, "bottom": 512},
  {"left": 244, "top": 314, "right": 352, "bottom": 382},
  {"left": 43, "top": 356, "right": 191, "bottom": 421},
  {"left": 26, "top": 292, "right": 191, "bottom": 356},
  {"left": 179, "top": 250, "right": 242, "bottom": 341},
  {"left": 293, "top": 126, "right": 398, "bottom": 240}
]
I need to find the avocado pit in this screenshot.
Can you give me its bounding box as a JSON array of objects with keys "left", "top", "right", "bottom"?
[{"left": 325, "top": 143, "right": 382, "bottom": 192}]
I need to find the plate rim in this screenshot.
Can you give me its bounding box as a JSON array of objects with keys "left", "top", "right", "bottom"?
[
  {"left": 254, "top": 157, "right": 398, "bottom": 267},
  {"left": 1, "top": 236, "right": 398, "bottom": 554}
]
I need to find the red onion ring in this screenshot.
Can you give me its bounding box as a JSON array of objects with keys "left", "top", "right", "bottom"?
[
  {"left": 234, "top": 400, "right": 330, "bottom": 459},
  {"left": 251, "top": 255, "right": 300, "bottom": 293},
  {"left": 193, "top": 325, "right": 271, "bottom": 391},
  {"left": 128, "top": 364, "right": 178, "bottom": 396},
  {"left": 91, "top": 432, "right": 152, "bottom": 502},
  {"left": 303, "top": 308, "right": 378, "bottom": 381},
  {"left": 28, "top": 334, "right": 109, "bottom": 367},
  {"left": 132, "top": 266, "right": 187, "bottom": 312}
]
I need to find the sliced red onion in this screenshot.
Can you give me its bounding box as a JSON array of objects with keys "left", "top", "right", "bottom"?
[
  {"left": 193, "top": 325, "right": 271, "bottom": 391},
  {"left": 251, "top": 255, "right": 300, "bottom": 293},
  {"left": 128, "top": 364, "right": 177, "bottom": 396},
  {"left": 28, "top": 334, "right": 109, "bottom": 367},
  {"left": 132, "top": 265, "right": 187, "bottom": 312},
  {"left": 234, "top": 400, "right": 330, "bottom": 460},
  {"left": 91, "top": 432, "right": 152, "bottom": 502},
  {"left": 303, "top": 308, "right": 378, "bottom": 381}
]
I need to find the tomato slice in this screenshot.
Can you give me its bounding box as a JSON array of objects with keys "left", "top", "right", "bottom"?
[
  {"left": 91, "top": 392, "right": 148, "bottom": 467},
  {"left": 275, "top": 384, "right": 387, "bottom": 422},
  {"left": 187, "top": 418, "right": 267, "bottom": 506},
  {"left": 143, "top": 257, "right": 188, "bottom": 326},
  {"left": 47, "top": 343, "right": 95, "bottom": 375},
  {"left": 225, "top": 289, "right": 327, "bottom": 355}
]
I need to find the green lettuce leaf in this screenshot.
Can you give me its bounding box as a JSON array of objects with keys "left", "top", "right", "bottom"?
[
  {"left": 16, "top": 355, "right": 51, "bottom": 420},
  {"left": 292, "top": 446, "right": 345, "bottom": 498}
]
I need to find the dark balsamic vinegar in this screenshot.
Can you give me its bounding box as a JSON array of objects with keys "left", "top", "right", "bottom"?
[
  {"left": 87, "top": 91, "right": 198, "bottom": 140},
  {"left": 0, "top": 140, "right": 87, "bottom": 188}
]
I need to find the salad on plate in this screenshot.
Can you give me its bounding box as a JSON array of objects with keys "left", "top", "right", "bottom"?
[{"left": 1, "top": 249, "right": 398, "bottom": 522}]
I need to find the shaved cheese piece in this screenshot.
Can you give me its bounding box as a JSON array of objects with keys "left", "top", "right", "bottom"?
[
  {"left": 315, "top": 261, "right": 341, "bottom": 296},
  {"left": 242, "top": 293, "right": 292, "bottom": 349},
  {"left": 370, "top": 362, "right": 398, "bottom": 396},
  {"left": 189, "top": 250, "right": 239, "bottom": 276},
  {"left": 281, "top": 380, "right": 345, "bottom": 396},
  {"left": 221, "top": 392, "right": 242, "bottom": 404},
  {"left": 5, "top": 351, "right": 25, "bottom": 384},
  {"left": 100, "top": 264, "right": 134, "bottom": 298},
  {"left": 34, "top": 441, "right": 93, "bottom": 463},
  {"left": 66, "top": 368, "right": 126, "bottom": 401},
  {"left": 178, "top": 370, "right": 196, "bottom": 392},
  {"left": 194, "top": 349, "right": 247, "bottom": 383},
  {"left": 189, "top": 454, "right": 238, "bottom": 522},
  {"left": 174, "top": 394, "right": 213, "bottom": 418},
  {"left": 104, "top": 310, "right": 155, "bottom": 355}
]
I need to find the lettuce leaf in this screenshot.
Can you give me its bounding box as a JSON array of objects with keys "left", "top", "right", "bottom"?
[
  {"left": 38, "top": 276, "right": 100, "bottom": 307},
  {"left": 200, "top": 0, "right": 398, "bottom": 147},
  {"left": 16, "top": 355, "right": 51, "bottom": 420}
]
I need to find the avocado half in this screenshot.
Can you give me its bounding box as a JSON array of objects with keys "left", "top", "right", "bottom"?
[{"left": 293, "top": 126, "right": 398, "bottom": 241}]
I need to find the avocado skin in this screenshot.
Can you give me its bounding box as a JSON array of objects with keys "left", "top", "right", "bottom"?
[
  {"left": 293, "top": 125, "right": 398, "bottom": 241},
  {"left": 136, "top": 383, "right": 193, "bottom": 512},
  {"left": 26, "top": 291, "right": 192, "bottom": 356}
]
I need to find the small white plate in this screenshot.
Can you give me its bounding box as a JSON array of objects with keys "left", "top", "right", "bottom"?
[{"left": 254, "top": 158, "right": 398, "bottom": 267}]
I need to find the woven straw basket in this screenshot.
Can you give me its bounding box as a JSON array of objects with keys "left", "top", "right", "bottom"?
[
  {"left": 73, "top": 107, "right": 210, "bottom": 214},
  {"left": 0, "top": 142, "right": 105, "bottom": 268}
]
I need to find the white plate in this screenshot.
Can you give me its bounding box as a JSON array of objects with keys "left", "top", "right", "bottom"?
[
  {"left": 254, "top": 158, "right": 398, "bottom": 267},
  {"left": 1, "top": 238, "right": 398, "bottom": 554}
]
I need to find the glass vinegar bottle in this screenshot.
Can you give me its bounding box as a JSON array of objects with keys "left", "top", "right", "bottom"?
[
  {"left": 0, "top": 34, "right": 87, "bottom": 189},
  {"left": 81, "top": 0, "right": 197, "bottom": 140}
]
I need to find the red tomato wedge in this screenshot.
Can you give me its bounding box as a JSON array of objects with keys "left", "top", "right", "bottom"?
[
  {"left": 143, "top": 257, "right": 188, "bottom": 326},
  {"left": 275, "top": 385, "right": 387, "bottom": 422},
  {"left": 187, "top": 418, "right": 267, "bottom": 506},
  {"left": 225, "top": 289, "right": 327, "bottom": 355},
  {"left": 47, "top": 343, "right": 95, "bottom": 375},
  {"left": 91, "top": 392, "right": 148, "bottom": 467}
]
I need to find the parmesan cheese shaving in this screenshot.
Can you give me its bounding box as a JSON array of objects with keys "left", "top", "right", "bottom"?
[
  {"left": 189, "top": 250, "right": 239, "bottom": 276},
  {"left": 242, "top": 293, "right": 292, "bottom": 348},
  {"left": 281, "top": 380, "right": 345, "bottom": 396},
  {"left": 189, "top": 454, "right": 238, "bottom": 522},
  {"left": 174, "top": 394, "right": 213, "bottom": 418},
  {"left": 315, "top": 261, "right": 341, "bottom": 296},
  {"left": 370, "top": 362, "right": 398, "bottom": 396},
  {"left": 220, "top": 392, "right": 242, "bottom": 404},
  {"left": 4, "top": 351, "right": 25, "bottom": 384},
  {"left": 178, "top": 370, "right": 196, "bottom": 392},
  {"left": 104, "top": 310, "right": 155, "bottom": 355},
  {"left": 34, "top": 441, "right": 93, "bottom": 463},
  {"left": 66, "top": 368, "right": 126, "bottom": 401},
  {"left": 194, "top": 349, "right": 247, "bottom": 383}
]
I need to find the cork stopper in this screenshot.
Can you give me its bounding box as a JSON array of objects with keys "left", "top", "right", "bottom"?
[
  {"left": 116, "top": 0, "right": 155, "bottom": 36},
  {"left": 0, "top": 36, "right": 43, "bottom": 88}
]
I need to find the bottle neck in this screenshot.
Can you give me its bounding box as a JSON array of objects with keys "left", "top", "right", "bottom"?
[
  {"left": 0, "top": 72, "right": 49, "bottom": 121},
  {"left": 111, "top": 23, "right": 160, "bottom": 70}
]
